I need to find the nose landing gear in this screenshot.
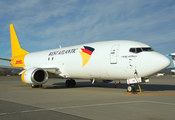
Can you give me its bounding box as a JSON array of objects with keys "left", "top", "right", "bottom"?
[
  {"left": 127, "top": 84, "right": 137, "bottom": 92},
  {"left": 127, "top": 70, "right": 142, "bottom": 93}
]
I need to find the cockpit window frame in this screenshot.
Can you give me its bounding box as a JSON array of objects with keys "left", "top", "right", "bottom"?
[
  {"left": 129, "top": 47, "right": 154, "bottom": 53},
  {"left": 129, "top": 48, "right": 136, "bottom": 53},
  {"left": 136, "top": 48, "right": 142, "bottom": 53},
  {"left": 142, "top": 47, "right": 154, "bottom": 51}
]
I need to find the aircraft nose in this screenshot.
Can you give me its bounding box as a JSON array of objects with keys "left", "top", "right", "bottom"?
[
  {"left": 140, "top": 52, "right": 171, "bottom": 77},
  {"left": 155, "top": 53, "right": 170, "bottom": 71}
]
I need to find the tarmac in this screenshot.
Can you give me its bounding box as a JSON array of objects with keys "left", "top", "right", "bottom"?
[{"left": 0, "top": 76, "right": 175, "bottom": 120}]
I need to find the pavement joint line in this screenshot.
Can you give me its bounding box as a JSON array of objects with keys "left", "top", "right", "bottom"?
[
  {"left": 1, "top": 100, "right": 175, "bottom": 116},
  {"left": 47, "top": 100, "right": 145, "bottom": 110},
  {"left": 0, "top": 113, "right": 7, "bottom": 115},
  {"left": 0, "top": 100, "right": 144, "bottom": 116},
  {"left": 143, "top": 100, "right": 175, "bottom": 106}
]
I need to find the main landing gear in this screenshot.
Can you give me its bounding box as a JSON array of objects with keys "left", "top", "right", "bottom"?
[
  {"left": 65, "top": 79, "right": 76, "bottom": 87},
  {"left": 31, "top": 79, "right": 76, "bottom": 88},
  {"left": 31, "top": 84, "right": 43, "bottom": 88},
  {"left": 127, "top": 84, "right": 137, "bottom": 92}
]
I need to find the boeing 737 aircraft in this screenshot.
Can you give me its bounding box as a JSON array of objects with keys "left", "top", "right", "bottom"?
[
  {"left": 169, "top": 53, "right": 175, "bottom": 72},
  {"left": 0, "top": 24, "right": 170, "bottom": 92}
]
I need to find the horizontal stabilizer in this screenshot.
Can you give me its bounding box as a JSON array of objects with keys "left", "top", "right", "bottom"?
[
  {"left": 0, "top": 58, "right": 11, "bottom": 61},
  {"left": 169, "top": 53, "right": 175, "bottom": 57}
]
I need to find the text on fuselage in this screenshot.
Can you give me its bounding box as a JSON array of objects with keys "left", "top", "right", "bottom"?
[{"left": 49, "top": 48, "right": 78, "bottom": 56}]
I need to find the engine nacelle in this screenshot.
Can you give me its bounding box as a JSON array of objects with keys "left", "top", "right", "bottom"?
[{"left": 21, "top": 68, "right": 48, "bottom": 85}]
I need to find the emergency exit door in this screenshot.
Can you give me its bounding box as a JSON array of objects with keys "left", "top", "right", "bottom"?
[{"left": 110, "top": 45, "right": 119, "bottom": 64}]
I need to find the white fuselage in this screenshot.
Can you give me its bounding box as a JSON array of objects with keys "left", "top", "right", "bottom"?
[{"left": 24, "top": 40, "right": 170, "bottom": 80}]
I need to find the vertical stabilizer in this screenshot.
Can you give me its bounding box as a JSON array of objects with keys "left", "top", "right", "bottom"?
[
  {"left": 171, "top": 55, "right": 175, "bottom": 67},
  {"left": 170, "top": 53, "right": 175, "bottom": 73},
  {"left": 10, "top": 24, "right": 29, "bottom": 57}
]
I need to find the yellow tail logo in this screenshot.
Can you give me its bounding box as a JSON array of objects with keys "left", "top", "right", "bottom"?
[{"left": 10, "top": 24, "right": 29, "bottom": 67}]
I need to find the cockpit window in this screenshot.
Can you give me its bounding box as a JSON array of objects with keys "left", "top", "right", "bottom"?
[
  {"left": 136, "top": 48, "right": 142, "bottom": 53},
  {"left": 142, "top": 47, "right": 154, "bottom": 51},
  {"left": 129, "top": 48, "right": 136, "bottom": 53},
  {"left": 129, "top": 47, "right": 154, "bottom": 53}
]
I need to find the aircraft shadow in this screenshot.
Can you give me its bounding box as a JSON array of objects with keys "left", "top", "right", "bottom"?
[{"left": 43, "top": 82, "right": 175, "bottom": 92}]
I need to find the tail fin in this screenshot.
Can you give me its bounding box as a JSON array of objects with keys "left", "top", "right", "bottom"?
[
  {"left": 169, "top": 53, "right": 175, "bottom": 72},
  {"left": 10, "top": 24, "right": 29, "bottom": 57},
  {"left": 169, "top": 53, "right": 175, "bottom": 67},
  {"left": 172, "top": 56, "right": 175, "bottom": 67}
]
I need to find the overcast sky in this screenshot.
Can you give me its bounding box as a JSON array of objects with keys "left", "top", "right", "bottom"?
[{"left": 0, "top": 0, "right": 175, "bottom": 67}]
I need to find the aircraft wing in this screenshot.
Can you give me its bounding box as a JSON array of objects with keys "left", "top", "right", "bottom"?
[
  {"left": 0, "top": 66, "right": 24, "bottom": 70},
  {"left": 16, "top": 67, "right": 63, "bottom": 78},
  {"left": 43, "top": 67, "right": 62, "bottom": 78},
  {"left": 0, "top": 66, "right": 24, "bottom": 75},
  {"left": 0, "top": 58, "right": 11, "bottom": 61},
  {"left": 0, "top": 66, "right": 62, "bottom": 77}
]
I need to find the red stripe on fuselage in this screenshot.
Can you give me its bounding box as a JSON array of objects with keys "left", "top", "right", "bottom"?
[{"left": 81, "top": 48, "right": 92, "bottom": 55}]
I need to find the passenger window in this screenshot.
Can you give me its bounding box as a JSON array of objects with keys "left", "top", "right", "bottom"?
[
  {"left": 136, "top": 48, "right": 142, "bottom": 53},
  {"left": 129, "top": 48, "right": 136, "bottom": 53}
]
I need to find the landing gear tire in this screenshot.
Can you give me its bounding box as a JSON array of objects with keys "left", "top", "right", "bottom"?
[
  {"left": 70, "top": 79, "right": 76, "bottom": 87},
  {"left": 127, "top": 85, "right": 132, "bottom": 92},
  {"left": 127, "top": 85, "right": 137, "bottom": 92},
  {"left": 31, "top": 84, "right": 40, "bottom": 88},
  {"left": 65, "top": 79, "right": 76, "bottom": 87},
  {"left": 65, "top": 80, "right": 71, "bottom": 87}
]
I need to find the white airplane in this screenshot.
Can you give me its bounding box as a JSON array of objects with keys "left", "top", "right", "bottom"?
[
  {"left": 0, "top": 24, "right": 170, "bottom": 92},
  {"left": 169, "top": 53, "right": 175, "bottom": 72}
]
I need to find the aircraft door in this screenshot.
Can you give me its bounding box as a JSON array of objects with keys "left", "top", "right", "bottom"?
[{"left": 110, "top": 45, "right": 120, "bottom": 64}]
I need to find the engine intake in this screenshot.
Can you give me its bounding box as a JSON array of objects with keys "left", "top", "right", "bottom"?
[{"left": 21, "top": 68, "right": 48, "bottom": 85}]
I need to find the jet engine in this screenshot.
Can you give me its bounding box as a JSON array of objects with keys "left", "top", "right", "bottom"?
[{"left": 21, "top": 68, "right": 48, "bottom": 85}]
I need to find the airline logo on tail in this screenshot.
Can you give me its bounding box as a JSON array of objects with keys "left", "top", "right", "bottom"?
[
  {"left": 15, "top": 60, "right": 23, "bottom": 64},
  {"left": 79, "top": 46, "right": 95, "bottom": 67}
]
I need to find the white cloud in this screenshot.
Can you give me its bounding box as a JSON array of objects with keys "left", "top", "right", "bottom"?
[{"left": 0, "top": 0, "right": 175, "bottom": 57}]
